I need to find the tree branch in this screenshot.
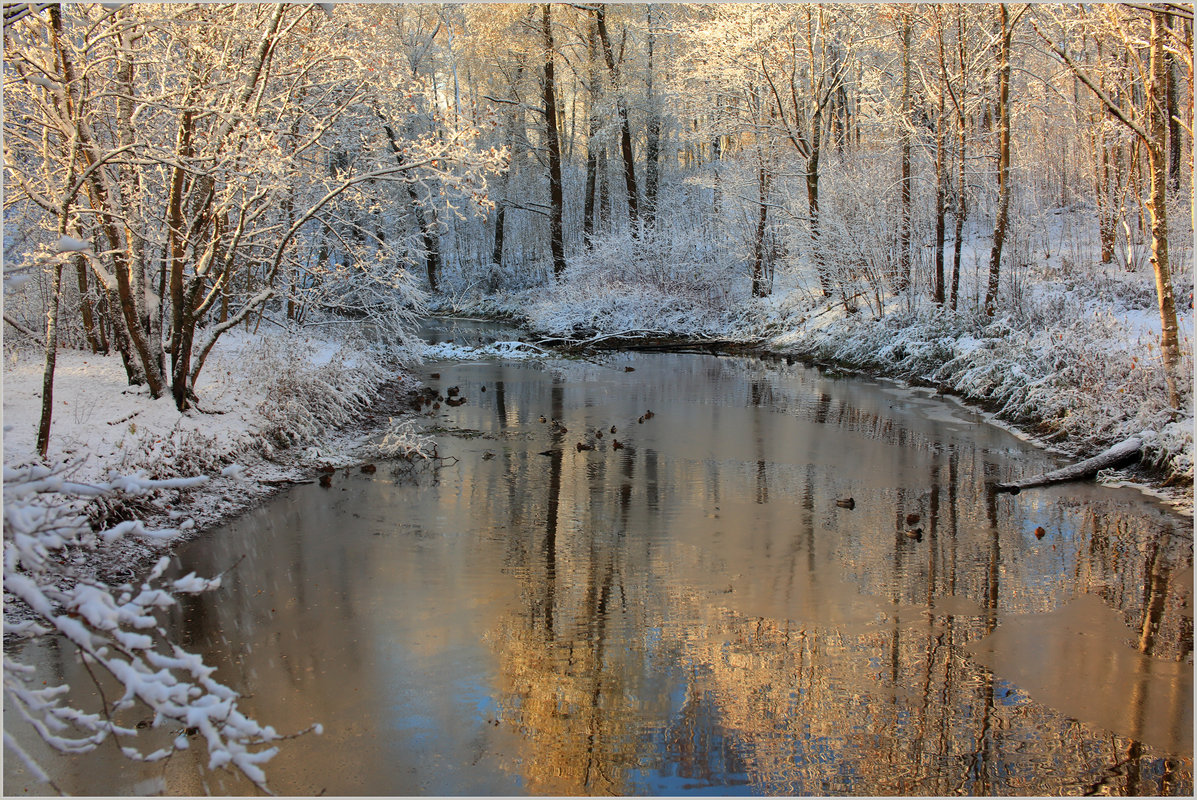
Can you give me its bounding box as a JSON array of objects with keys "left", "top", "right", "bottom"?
[{"left": 1032, "top": 20, "right": 1151, "bottom": 143}]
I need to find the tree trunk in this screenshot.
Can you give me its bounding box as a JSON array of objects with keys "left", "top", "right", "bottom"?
[
  {"left": 897, "top": 9, "right": 913, "bottom": 294},
  {"left": 808, "top": 115, "right": 829, "bottom": 297},
  {"left": 1165, "top": 12, "right": 1182, "bottom": 192},
  {"left": 491, "top": 204, "right": 508, "bottom": 268},
  {"left": 1147, "top": 9, "right": 1182, "bottom": 410},
  {"left": 1096, "top": 138, "right": 1118, "bottom": 264},
  {"left": 994, "top": 437, "right": 1142, "bottom": 494},
  {"left": 73, "top": 255, "right": 104, "bottom": 353},
  {"left": 984, "top": 4, "right": 1011, "bottom": 317},
  {"left": 492, "top": 65, "right": 524, "bottom": 267},
  {"left": 595, "top": 5, "right": 638, "bottom": 227},
  {"left": 598, "top": 147, "right": 610, "bottom": 228},
  {"left": 542, "top": 4, "right": 567, "bottom": 277},
  {"left": 166, "top": 105, "right": 194, "bottom": 406},
  {"left": 36, "top": 261, "right": 64, "bottom": 459},
  {"left": 951, "top": 125, "right": 966, "bottom": 310},
  {"left": 950, "top": 6, "right": 968, "bottom": 311},
  {"left": 49, "top": 3, "right": 163, "bottom": 397},
  {"left": 380, "top": 117, "right": 442, "bottom": 291},
  {"left": 752, "top": 159, "right": 770, "bottom": 297},
  {"left": 933, "top": 12, "right": 948, "bottom": 306},
  {"left": 583, "top": 23, "right": 600, "bottom": 246},
  {"left": 115, "top": 22, "right": 163, "bottom": 386},
  {"left": 643, "top": 6, "right": 660, "bottom": 229}
]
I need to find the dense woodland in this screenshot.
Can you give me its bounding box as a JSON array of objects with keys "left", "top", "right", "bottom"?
[{"left": 3, "top": 2, "right": 1193, "bottom": 447}]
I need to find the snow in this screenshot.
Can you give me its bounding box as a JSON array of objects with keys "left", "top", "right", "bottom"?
[
  {"left": 3, "top": 324, "right": 417, "bottom": 563},
  {"left": 421, "top": 339, "right": 548, "bottom": 360},
  {"left": 53, "top": 235, "right": 90, "bottom": 253}
]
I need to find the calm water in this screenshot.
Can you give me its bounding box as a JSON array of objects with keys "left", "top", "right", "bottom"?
[{"left": 5, "top": 318, "right": 1193, "bottom": 795}]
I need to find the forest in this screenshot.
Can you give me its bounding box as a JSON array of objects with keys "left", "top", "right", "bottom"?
[
  {"left": 2, "top": 2, "right": 1194, "bottom": 793},
  {"left": 3, "top": 2, "right": 1193, "bottom": 472}
]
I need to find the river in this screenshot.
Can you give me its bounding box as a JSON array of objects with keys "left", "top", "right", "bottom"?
[{"left": 5, "top": 318, "right": 1192, "bottom": 795}]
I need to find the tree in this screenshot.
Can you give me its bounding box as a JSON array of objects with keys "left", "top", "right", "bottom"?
[
  {"left": 643, "top": 5, "right": 662, "bottom": 229},
  {"left": 688, "top": 5, "right": 856, "bottom": 297},
  {"left": 930, "top": 7, "right": 950, "bottom": 306},
  {"left": 1036, "top": 4, "right": 1187, "bottom": 409},
  {"left": 984, "top": 4, "right": 1019, "bottom": 317},
  {"left": 541, "top": 3, "right": 567, "bottom": 277},
  {"left": 4, "top": 4, "right": 501, "bottom": 426},
  {"left": 594, "top": 3, "right": 640, "bottom": 228},
  {"left": 897, "top": 7, "right": 914, "bottom": 295}
]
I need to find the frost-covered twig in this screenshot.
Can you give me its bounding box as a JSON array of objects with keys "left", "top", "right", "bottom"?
[
  {"left": 377, "top": 417, "right": 436, "bottom": 460},
  {"left": 3, "top": 313, "right": 45, "bottom": 346},
  {"left": 3, "top": 462, "right": 313, "bottom": 793}
]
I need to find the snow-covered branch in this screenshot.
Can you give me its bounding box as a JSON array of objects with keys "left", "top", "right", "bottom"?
[{"left": 3, "top": 463, "right": 316, "bottom": 793}]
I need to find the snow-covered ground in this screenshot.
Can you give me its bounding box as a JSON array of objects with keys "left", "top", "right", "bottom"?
[{"left": 2, "top": 327, "right": 419, "bottom": 580}]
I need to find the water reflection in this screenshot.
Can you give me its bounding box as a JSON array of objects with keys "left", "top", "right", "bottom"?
[{"left": 3, "top": 320, "right": 1191, "bottom": 796}]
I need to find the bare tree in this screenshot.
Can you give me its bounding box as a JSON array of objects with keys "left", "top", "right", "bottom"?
[
  {"left": 542, "top": 4, "right": 567, "bottom": 277},
  {"left": 1036, "top": 4, "right": 1187, "bottom": 409}
]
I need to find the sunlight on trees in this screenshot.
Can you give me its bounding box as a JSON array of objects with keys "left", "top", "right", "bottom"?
[{"left": 2, "top": 2, "right": 1192, "bottom": 788}]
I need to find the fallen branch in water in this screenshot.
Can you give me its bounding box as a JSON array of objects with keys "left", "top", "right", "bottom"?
[
  {"left": 536, "top": 329, "right": 672, "bottom": 349},
  {"left": 994, "top": 437, "right": 1143, "bottom": 494},
  {"left": 537, "top": 329, "right": 757, "bottom": 353}
]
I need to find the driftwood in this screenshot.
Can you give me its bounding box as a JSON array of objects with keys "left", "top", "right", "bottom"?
[
  {"left": 537, "top": 329, "right": 756, "bottom": 353},
  {"left": 994, "top": 437, "right": 1143, "bottom": 494}
]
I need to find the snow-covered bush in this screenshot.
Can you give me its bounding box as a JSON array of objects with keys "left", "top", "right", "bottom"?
[
  {"left": 524, "top": 229, "right": 745, "bottom": 338},
  {"left": 788, "top": 299, "right": 1192, "bottom": 483},
  {"left": 257, "top": 355, "right": 383, "bottom": 454},
  {"left": 3, "top": 464, "right": 315, "bottom": 792}
]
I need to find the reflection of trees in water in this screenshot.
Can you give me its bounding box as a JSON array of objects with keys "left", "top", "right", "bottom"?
[
  {"left": 652, "top": 607, "right": 1185, "bottom": 795},
  {"left": 1070, "top": 501, "right": 1193, "bottom": 663},
  {"left": 480, "top": 359, "right": 1190, "bottom": 796},
  {"left": 489, "top": 375, "right": 647, "bottom": 794},
  {"left": 488, "top": 485, "right": 1189, "bottom": 791}
]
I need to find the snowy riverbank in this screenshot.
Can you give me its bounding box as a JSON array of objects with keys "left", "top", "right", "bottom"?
[
  {"left": 431, "top": 273, "right": 1194, "bottom": 508},
  {"left": 2, "top": 327, "right": 421, "bottom": 583}
]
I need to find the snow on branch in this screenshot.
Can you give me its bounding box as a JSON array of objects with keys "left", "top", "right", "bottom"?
[{"left": 3, "top": 463, "right": 315, "bottom": 792}]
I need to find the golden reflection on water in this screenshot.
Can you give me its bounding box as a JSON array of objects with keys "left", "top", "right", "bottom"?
[
  {"left": 3, "top": 334, "right": 1192, "bottom": 796},
  {"left": 453, "top": 353, "right": 1192, "bottom": 796}
]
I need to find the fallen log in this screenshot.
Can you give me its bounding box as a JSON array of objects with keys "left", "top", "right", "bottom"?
[
  {"left": 994, "top": 437, "right": 1142, "bottom": 494},
  {"left": 537, "top": 330, "right": 757, "bottom": 353}
]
